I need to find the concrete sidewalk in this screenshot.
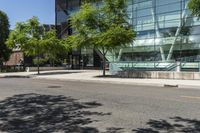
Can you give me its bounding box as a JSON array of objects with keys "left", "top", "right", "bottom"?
[{"left": 1, "top": 70, "right": 200, "bottom": 89}]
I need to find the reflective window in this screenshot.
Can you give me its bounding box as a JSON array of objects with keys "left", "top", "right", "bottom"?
[{"left": 56, "top": 0, "right": 200, "bottom": 65}]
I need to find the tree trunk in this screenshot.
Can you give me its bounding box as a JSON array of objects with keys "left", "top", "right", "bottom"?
[
  {"left": 103, "top": 53, "right": 106, "bottom": 77},
  {"left": 53, "top": 60, "right": 55, "bottom": 67},
  {"left": 23, "top": 54, "right": 26, "bottom": 72},
  {"left": 37, "top": 44, "right": 40, "bottom": 75},
  {"left": 37, "top": 54, "right": 40, "bottom": 75},
  {"left": 102, "top": 47, "right": 108, "bottom": 77},
  {"left": 37, "top": 66, "right": 40, "bottom": 74},
  {"left": 0, "top": 61, "right": 2, "bottom": 72}
]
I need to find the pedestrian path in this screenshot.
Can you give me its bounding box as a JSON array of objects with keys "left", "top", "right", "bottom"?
[{"left": 1, "top": 70, "right": 200, "bottom": 89}]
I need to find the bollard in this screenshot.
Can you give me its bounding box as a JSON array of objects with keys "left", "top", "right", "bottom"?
[{"left": 176, "top": 62, "right": 181, "bottom": 72}]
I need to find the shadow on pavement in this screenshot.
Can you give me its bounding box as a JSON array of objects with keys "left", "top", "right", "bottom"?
[
  {"left": 94, "top": 75, "right": 118, "bottom": 78},
  {"left": 33, "top": 71, "right": 82, "bottom": 76},
  {"left": 0, "top": 93, "right": 121, "bottom": 133},
  {"left": 133, "top": 117, "right": 200, "bottom": 133},
  {"left": 0, "top": 76, "right": 30, "bottom": 79},
  {"left": 0, "top": 71, "right": 81, "bottom": 78}
]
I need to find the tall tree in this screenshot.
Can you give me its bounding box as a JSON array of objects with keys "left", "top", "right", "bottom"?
[
  {"left": 188, "top": 0, "right": 200, "bottom": 19},
  {"left": 6, "top": 17, "right": 44, "bottom": 74},
  {"left": 70, "top": 0, "right": 136, "bottom": 76},
  {"left": 0, "top": 10, "right": 11, "bottom": 71},
  {"left": 6, "top": 17, "right": 70, "bottom": 74}
]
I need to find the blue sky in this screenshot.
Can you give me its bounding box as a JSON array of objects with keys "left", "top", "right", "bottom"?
[{"left": 0, "top": 0, "right": 55, "bottom": 29}]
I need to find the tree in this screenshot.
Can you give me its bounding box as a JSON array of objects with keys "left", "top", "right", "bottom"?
[
  {"left": 0, "top": 10, "right": 11, "bottom": 72},
  {"left": 6, "top": 17, "right": 44, "bottom": 74},
  {"left": 6, "top": 17, "right": 70, "bottom": 74},
  {"left": 188, "top": 0, "right": 200, "bottom": 19},
  {"left": 70, "top": 0, "right": 136, "bottom": 76},
  {"left": 41, "top": 29, "right": 71, "bottom": 66}
]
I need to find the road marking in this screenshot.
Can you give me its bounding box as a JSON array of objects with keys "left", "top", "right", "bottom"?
[{"left": 180, "top": 95, "right": 200, "bottom": 100}]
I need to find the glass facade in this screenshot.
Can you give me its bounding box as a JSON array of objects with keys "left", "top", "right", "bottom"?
[
  {"left": 56, "top": 0, "right": 80, "bottom": 38},
  {"left": 56, "top": 0, "right": 200, "bottom": 71},
  {"left": 56, "top": 0, "right": 103, "bottom": 68},
  {"left": 115, "top": 0, "right": 200, "bottom": 63}
]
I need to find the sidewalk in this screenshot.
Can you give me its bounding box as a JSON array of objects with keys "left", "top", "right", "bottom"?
[{"left": 1, "top": 70, "right": 200, "bottom": 89}]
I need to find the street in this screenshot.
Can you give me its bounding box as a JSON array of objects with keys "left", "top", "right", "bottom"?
[{"left": 0, "top": 78, "right": 200, "bottom": 132}]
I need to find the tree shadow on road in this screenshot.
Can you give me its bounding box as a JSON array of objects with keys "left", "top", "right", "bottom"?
[
  {"left": 33, "top": 71, "right": 82, "bottom": 76},
  {"left": 133, "top": 117, "right": 200, "bottom": 133},
  {"left": 0, "top": 93, "right": 119, "bottom": 133}
]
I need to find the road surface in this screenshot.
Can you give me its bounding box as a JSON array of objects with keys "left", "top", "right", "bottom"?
[{"left": 0, "top": 78, "right": 200, "bottom": 132}]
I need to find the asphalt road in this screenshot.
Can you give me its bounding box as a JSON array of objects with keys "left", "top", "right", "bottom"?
[{"left": 0, "top": 78, "right": 200, "bottom": 133}]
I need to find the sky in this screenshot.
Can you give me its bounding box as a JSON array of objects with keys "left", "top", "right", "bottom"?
[{"left": 0, "top": 0, "right": 55, "bottom": 29}]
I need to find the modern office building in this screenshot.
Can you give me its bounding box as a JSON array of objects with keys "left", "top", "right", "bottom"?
[
  {"left": 55, "top": 0, "right": 102, "bottom": 69},
  {"left": 56, "top": 0, "right": 200, "bottom": 72}
]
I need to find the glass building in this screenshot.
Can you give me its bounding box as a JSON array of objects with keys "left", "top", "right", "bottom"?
[
  {"left": 56, "top": 0, "right": 200, "bottom": 72},
  {"left": 56, "top": 0, "right": 102, "bottom": 69}
]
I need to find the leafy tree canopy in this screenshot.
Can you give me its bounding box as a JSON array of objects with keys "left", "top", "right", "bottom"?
[
  {"left": 6, "top": 17, "right": 70, "bottom": 59},
  {"left": 6, "top": 17, "right": 43, "bottom": 56},
  {"left": 0, "top": 10, "right": 11, "bottom": 65},
  {"left": 69, "top": 0, "right": 136, "bottom": 76},
  {"left": 188, "top": 0, "right": 200, "bottom": 19},
  {"left": 6, "top": 17, "right": 71, "bottom": 73}
]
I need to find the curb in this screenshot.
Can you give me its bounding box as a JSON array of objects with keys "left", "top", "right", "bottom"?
[
  {"left": 178, "top": 85, "right": 200, "bottom": 89},
  {"left": 33, "top": 77, "right": 200, "bottom": 90},
  {"left": 33, "top": 77, "right": 169, "bottom": 88},
  {"left": 1, "top": 73, "right": 200, "bottom": 90}
]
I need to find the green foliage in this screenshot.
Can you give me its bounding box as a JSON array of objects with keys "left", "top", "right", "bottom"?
[
  {"left": 69, "top": 0, "right": 136, "bottom": 75},
  {"left": 188, "top": 0, "right": 200, "bottom": 19},
  {"left": 6, "top": 17, "right": 43, "bottom": 56},
  {"left": 41, "top": 29, "right": 69, "bottom": 64},
  {"left": 70, "top": 3, "right": 99, "bottom": 48},
  {"left": 33, "top": 58, "right": 47, "bottom": 66},
  {"left": 6, "top": 17, "right": 71, "bottom": 66},
  {"left": 0, "top": 10, "right": 11, "bottom": 66},
  {"left": 70, "top": 0, "right": 136, "bottom": 51}
]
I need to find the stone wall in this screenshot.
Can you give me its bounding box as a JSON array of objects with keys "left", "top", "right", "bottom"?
[{"left": 118, "top": 71, "right": 200, "bottom": 80}]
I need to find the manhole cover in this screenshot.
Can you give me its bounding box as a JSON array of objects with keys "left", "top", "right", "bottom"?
[
  {"left": 47, "top": 86, "right": 62, "bottom": 88},
  {"left": 164, "top": 84, "right": 178, "bottom": 88}
]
